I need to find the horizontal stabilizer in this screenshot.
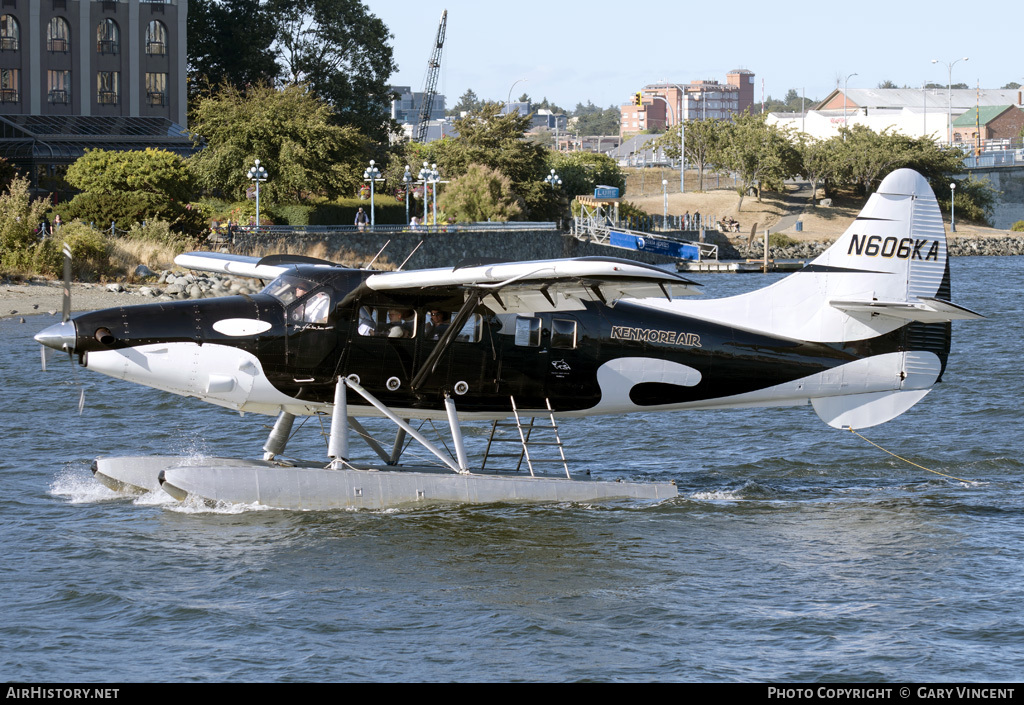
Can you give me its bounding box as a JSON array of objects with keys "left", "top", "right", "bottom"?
[
  {"left": 812, "top": 389, "right": 931, "bottom": 430},
  {"left": 830, "top": 297, "right": 985, "bottom": 323}
]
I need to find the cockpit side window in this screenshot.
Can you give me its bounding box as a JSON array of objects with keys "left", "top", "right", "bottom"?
[
  {"left": 263, "top": 274, "right": 317, "bottom": 304},
  {"left": 291, "top": 291, "right": 331, "bottom": 325}
]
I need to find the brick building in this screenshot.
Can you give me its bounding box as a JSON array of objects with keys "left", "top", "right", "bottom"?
[
  {"left": 620, "top": 69, "right": 754, "bottom": 139},
  {"left": 952, "top": 105, "right": 1024, "bottom": 148}
]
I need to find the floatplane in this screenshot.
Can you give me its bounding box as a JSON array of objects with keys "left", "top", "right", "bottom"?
[{"left": 36, "top": 169, "right": 981, "bottom": 509}]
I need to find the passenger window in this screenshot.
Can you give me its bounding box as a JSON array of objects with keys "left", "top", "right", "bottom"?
[
  {"left": 456, "top": 313, "right": 481, "bottom": 343},
  {"left": 425, "top": 310, "right": 482, "bottom": 343},
  {"left": 551, "top": 318, "right": 577, "bottom": 349},
  {"left": 357, "top": 306, "right": 416, "bottom": 338},
  {"left": 514, "top": 316, "right": 541, "bottom": 347}
]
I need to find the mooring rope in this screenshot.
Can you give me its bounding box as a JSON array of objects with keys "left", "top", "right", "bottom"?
[{"left": 845, "top": 426, "right": 974, "bottom": 484}]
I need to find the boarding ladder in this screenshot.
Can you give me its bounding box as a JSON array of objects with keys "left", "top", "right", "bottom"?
[{"left": 481, "top": 397, "right": 570, "bottom": 478}]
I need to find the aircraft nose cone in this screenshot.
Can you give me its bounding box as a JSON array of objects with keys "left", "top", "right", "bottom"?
[{"left": 34, "top": 320, "right": 77, "bottom": 352}]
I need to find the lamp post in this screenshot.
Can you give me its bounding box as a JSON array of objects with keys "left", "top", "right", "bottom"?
[
  {"left": 662, "top": 179, "right": 668, "bottom": 226},
  {"left": 950, "top": 181, "right": 957, "bottom": 232},
  {"left": 418, "top": 162, "right": 431, "bottom": 225},
  {"left": 402, "top": 165, "right": 412, "bottom": 225},
  {"left": 363, "top": 159, "right": 382, "bottom": 228},
  {"left": 931, "top": 57, "right": 968, "bottom": 146},
  {"left": 544, "top": 168, "right": 562, "bottom": 190},
  {"left": 842, "top": 72, "right": 858, "bottom": 137},
  {"left": 247, "top": 159, "right": 268, "bottom": 227},
  {"left": 421, "top": 162, "right": 441, "bottom": 225},
  {"left": 650, "top": 92, "right": 684, "bottom": 194},
  {"left": 507, "top": 78, "right": 526, "bottom": 117}
]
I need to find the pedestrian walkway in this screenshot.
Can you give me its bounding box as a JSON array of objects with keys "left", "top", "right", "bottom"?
[{"left": 768, "top": 181, "right": 813, "bottom": 234}]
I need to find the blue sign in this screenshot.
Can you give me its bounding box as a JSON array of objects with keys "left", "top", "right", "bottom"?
[
  {"left": 608, "top": 231, "right": 700, "bottom": 261},
  {"left": 594, "top": 186, "right": 620, "bottom": 199}
]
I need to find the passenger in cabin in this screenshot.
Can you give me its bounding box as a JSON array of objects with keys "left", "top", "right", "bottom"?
[
  {"left": 385, "top": 309, "right": 415, "bottom": 338},
  {"left": 302, "top": 292, "right": 331, "bottom": 324},
  {"left": 426, "top": 309, "right": 451, "bottom": 340},
  {"left": 358, "top": 307, "right": 376, "bottom": 336}
]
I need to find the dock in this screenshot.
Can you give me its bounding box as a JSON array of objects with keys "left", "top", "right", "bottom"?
[{"left": 677, "top": 259, "right": 807, "bottom": 273}]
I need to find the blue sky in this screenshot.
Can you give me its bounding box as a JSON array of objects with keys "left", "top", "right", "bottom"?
[{"left": 363, "top": 0, "right": 1020, "bottom": 111}]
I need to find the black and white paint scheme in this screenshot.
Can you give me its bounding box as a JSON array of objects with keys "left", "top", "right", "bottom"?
[{"left": 35, "top": 170, "right": 982, "bottom": 509}]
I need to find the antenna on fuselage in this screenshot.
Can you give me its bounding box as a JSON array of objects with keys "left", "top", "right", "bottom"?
[
  {"left": 363, "top": 240, "right": 391, "bottom": 270},
  {"left": 396, "top": 240, "right": 425, "bottom": 271}
]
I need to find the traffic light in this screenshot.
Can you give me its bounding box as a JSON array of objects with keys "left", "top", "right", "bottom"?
[{"left": 633, "top": 92, "right": 642, "bottom": 106}]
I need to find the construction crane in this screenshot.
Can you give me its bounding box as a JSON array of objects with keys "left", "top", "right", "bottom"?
[{"left": 415, "top": 10, "right": 447, "bottom": 143}]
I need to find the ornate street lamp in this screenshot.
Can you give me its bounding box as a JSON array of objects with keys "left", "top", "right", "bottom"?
[
  {"left": 247, "top": 159, "right": 268, "bottom": 227},
  {"left": 544, "top": 169, "right": 562, "bottom": 190},
  {"left": 363, "top": 159, "right": 383, "bottom": 228},
  {"left": 402, "top": 165, "right": 412, "bottom": 225}
]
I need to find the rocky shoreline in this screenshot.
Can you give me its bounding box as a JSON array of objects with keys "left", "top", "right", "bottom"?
[
  {"left": 4, "top": 233, "right": 1022, "bottom": 320},
  {"left": 730, "top": 234, "right": 1024, "bottom": 261}
]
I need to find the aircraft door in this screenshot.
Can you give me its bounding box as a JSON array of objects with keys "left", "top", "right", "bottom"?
[
  {"left": 543, "top": 313, "right": 602, "bottom": 409},
  {"left": 343, "top": 304, "right": 420, "bottom": 392},
  {"left": 285, "top": 289, "right": 339, "bottom": 372}
]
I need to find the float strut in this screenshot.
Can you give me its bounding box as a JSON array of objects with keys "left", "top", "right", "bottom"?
[
  {"left": 389, "top": 426, "right": 408, "bottom": 465},
  {"left": 263, "top": 410, "right": 296, "bottom": 461},
  {"left": 328, "top": 376, "right": 350, "bottom": 469},
  {"left": 444, "top": 393, "right": 469, "bottom": 472}
]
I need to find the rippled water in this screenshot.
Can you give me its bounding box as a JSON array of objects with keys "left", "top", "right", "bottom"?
[{"left": 2, "top": 257, "right": 1022, "bottom": 682}]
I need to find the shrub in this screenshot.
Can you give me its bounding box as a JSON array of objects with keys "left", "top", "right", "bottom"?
[
  {"left": 0, "top": 176, "right": 51, "bottom": 273},
  {"left": 1011, "top": 220, "right": 1024, "bottom": 232},
  {"left": 61, "top": 149, "right": 206, "bottom": 236},
  {"left": 769, "top": 233, "right": 797, "bottom": 248},
  {"left": 438, "top": 164, "right": 524, "bottom": 223},
  {"left": 31, "top": 222, "right": 111, "bottom": 280}
]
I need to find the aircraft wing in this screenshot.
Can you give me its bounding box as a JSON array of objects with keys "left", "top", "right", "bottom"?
[
  {"left": 363, "top": 257, "right": 702, "bottom": 313},
  {"left": 174, "top": 252, "right": 297, "bottom": 279},
  {"left": 175, "top": 252, "right": 348, "bottom": 280}
]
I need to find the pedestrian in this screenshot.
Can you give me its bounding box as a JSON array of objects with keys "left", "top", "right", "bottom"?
[
  {"left": 355, "top": 207, "right": 368, "bottom": 231},
  {"left": 683, "top": 210, "right": 691, "bottom": 230},
  {"left": 410, "top": 215, "right": 419, "bottom": 230},
  {"left": 52, "top": 214, "right": 62, "bottom": 233},
  {"left": 693, "top": 210, "right": 701, "bottom": 230}
]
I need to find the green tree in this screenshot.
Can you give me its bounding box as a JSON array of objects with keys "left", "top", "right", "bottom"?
[
  {"left": 188, "top": 82, "right": 372, "bottom": 203},
  {"left": 438, "top": 164, "right": 524, "bottom": 222},
  {"left": 271, "top": 0, "right": 397, "bottom": 144},
  {"left": 429, "top": 103, "right": 555, "bottom": 219},
  {"left": 653, "top": 118, "right": 726, "bottom": 191},
  {"left": 572, "top": 103, "right": 620, "bottom": 136},
  {"left": 719, "top": 114, "right": 800, "bottom": 208},
  {"left": 449, "top": 89, "right": 482, "bottom": 116},
  {"left": 187, "top": 0, "right": 279, "bottom": 100},
  {"left": 795, "top": 134, "right": 843, "bottom": 206},
  {"left": 62, "top": 149, "right": 202, "bottom": 233},
  {"left": 547, "top": 151, "right": 625, "bottom": 199}
]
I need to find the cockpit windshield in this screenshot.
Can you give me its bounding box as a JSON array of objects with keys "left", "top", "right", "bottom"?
[{"left": 262, "top": 274, "right": 317, "bottom": 304}]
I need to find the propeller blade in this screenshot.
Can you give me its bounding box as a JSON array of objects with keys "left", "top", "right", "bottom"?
[
  {"left": 41, "top": 345, "right": 47, "bottom": 372},
  {"left": 62, "top": 242, "right": 72, "bottom": 323}
]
